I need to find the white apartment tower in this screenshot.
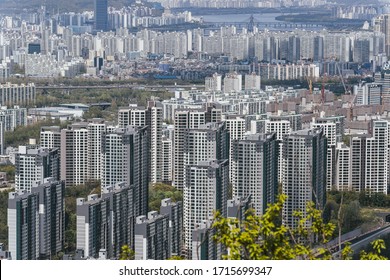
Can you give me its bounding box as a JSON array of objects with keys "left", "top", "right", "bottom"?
[
  {"left": 312, "top": 117, "right": 340, "bottom": 191},
  {"left": 231, "top": 133, "right": 278, "bottom": 216},
  {"left": 40, "top": 126, "right": 61, "bottom": 150},
  {"left": 223, "top": 72, "right": 242, "bottom": 93},
  {"left": 60, "top": 123, "right": 88, "bottom": 187},
  {"left": 101, "top": 126, "right": 149, "bottom": 217},
  {"left": 335, "top": 142, "right": 351, "bottom": 191},
  {"left": 266, "top": 119, "right": 291, "bottom": 183},
  {"left": 244, "top": 73, "right": 261, "bottom": 91},
  {"left": 117, "top": 102, "right": 162, "bottom": 183},
  {"left": 184, "top": 122, "right": 229, "bottom": 169},
  {"left": 87, "top": 119, "right": 106, "bottom": 181},
  {"left": 15, "top": 146, "right": 60, "bottom": 192},
  {"left": 225, "top": 115, "right": 246, "bottom": 182},
  {"left": 161, "top": 136, "right": 173, "bottom": 183},
  {"left": 282, "top": 128, "right": 327, "bottom": 229},
  {"left": 183, "top": 160, "right": 229, "bottom": 259},
  {"left": 173, "top": 109, "right": 206, "bottom": 190},
  {"left": 365, "top": 120, "right": 388, "bottom": 194},
  {"left": 205, "top": 73, "right": 222, "bottom": 92}
]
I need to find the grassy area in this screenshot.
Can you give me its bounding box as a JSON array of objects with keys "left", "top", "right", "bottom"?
[{"left": 360, "top": 208, "right": 387, "bottom": 233}]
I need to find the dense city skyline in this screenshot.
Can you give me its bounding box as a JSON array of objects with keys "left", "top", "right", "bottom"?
[{"left": 1, "top": 0, "right": 390, "bottom": 261}]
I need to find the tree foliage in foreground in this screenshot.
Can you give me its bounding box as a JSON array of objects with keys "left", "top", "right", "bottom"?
[
  {"left": 212, "top": 194, "right": 387, "bottom": 260},
  {"left": 119, "top": 245, "right": 135, "bottom": 260}
]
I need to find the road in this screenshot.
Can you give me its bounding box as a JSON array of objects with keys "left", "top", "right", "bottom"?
[{"left": 332, "top": 224, "right": 390, "bottom": 258}]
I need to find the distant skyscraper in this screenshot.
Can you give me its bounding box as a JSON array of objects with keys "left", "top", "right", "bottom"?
[
  {"left": 244, "top": 73, "right": 261, "bottom": 91},
  {"left": 94, "top": 0, "right": 108, "bottom": 32},
  {"left": 205, "top": 73, "right": 222, "bottom": 91},
  {"left": 373, "top": 14, "right": 390, "bottom": 56},
  {"left": 223, "top": 72, "right": 242, "bottom": 93}
]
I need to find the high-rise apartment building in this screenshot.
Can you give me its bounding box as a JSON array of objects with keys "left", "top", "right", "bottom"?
[
  {"left": 40, "top": 126, "right": 61, "bottom": 150},
  {"left": 8, "top": 178, "right": 65, "bottom": 260},
  {"left": 365, "top": 120, "right": 388, "bottom": 194},
  {"left": 0, "top": 105, "right": 28, "bottom": 132},
  {"left": 161, "top": 136, "right": 173, "bottom": 183},
  {"left": 350, "top": 134, "right": 368, "bottom": 192},
  {"left": 102, "top": 126, "right": 149, "bottom": 217},
  {"left": 160, "top": 198, "right": 183, "bottom": 257},
  {"left": 173, "top": 109, "right": 206, "bottom": 190},
  {"left": 8, "top": 190, "right": 40, "bottom": 260},
  {"left": 87, "top": 118, "right": 106, "bottom": 181},
  {"left": 227, "top": 196, "right": 252, "bottom": 220},
  {"left": 118, "top": 102, "right": 162, "bottom": 183},
  {"left": 118, "top": 105, "right": 146, "bottom": 128},
  {"left": 205, "top": 73, "right": 222, "bottom": 91},
  {"left": 147, "top": 101, "right": 163, "bottom": 183},
  {"left": 335, "top": 142, "right": 351, "bottom": 191},
  {"left": 184, "top": 122, "right": 229, "bottom": 169},
  {"left": 183, "top": 160, "right": 229, "bottom": 259},
  {"left": 231, "top": 133, "right": 278, "bottom": 216},
  {"left": 15, "top": 146, "right": 60, "bottom": 192},
  {"left": 350, "top": 120, "right": 389, "bottom": 194},
  {"left": 266, "top": 118, "right": 290, "bottom": 183},
  {"left": 0, "top": 121, "right": 4, "bottom": 155},
  {"left": 0, "top": 83, "right": 36, "bottom": 107},
  {"left": 244, "top": 73, "right": 261, "bottom": 91},
  {"left": 225, "top": 115, "right": 246, "bottom": 182},
  {"left": 312, "top": 116, "right": 345, "bottom": 190},
  {"left": 282, "top": 128, "right": 327, "bottom": 229},
  {"left": 223, "top": 72, "right": 242, "bottom": 93},
  {"left": 134, "top": 211, "right": 170, "bottom": 260},
  {"left": 191, "top": 219, "right": 219, "bottom": 260},
  {"left": 60, "top": 123, "right": 88, "bottom": 187},
  {"left": 76, "top": 183, "right": 134, "bottom": 259},
  {"left": 33, "top": 179, "right": 65, "bottom": 259}
]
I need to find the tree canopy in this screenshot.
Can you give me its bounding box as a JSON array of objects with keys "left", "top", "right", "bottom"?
[
  {"left": 212, "top": 194, "right": 387, "bottom": 260},
  {"left": 148, "top": 183, "right": 183, "bottom": 212}
]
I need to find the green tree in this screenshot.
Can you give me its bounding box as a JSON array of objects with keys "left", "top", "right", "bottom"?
[
  {"left": 64, "top": 180, "right": 101, "bottom": 253},
  {"left": 212, "top": 194, "right": 387, "bottom": 260},
  {"left": 148, "top": 183, "right": 182, "bottom": 211},
  {"left": 0, "top": 188, "right": 14, "bottom": 246},
  {"left": 360, "top": 240, "right": 388, "bottom": 260},
  {"left": 119, "top": 245, "right": 134, "bottom": 260}
]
